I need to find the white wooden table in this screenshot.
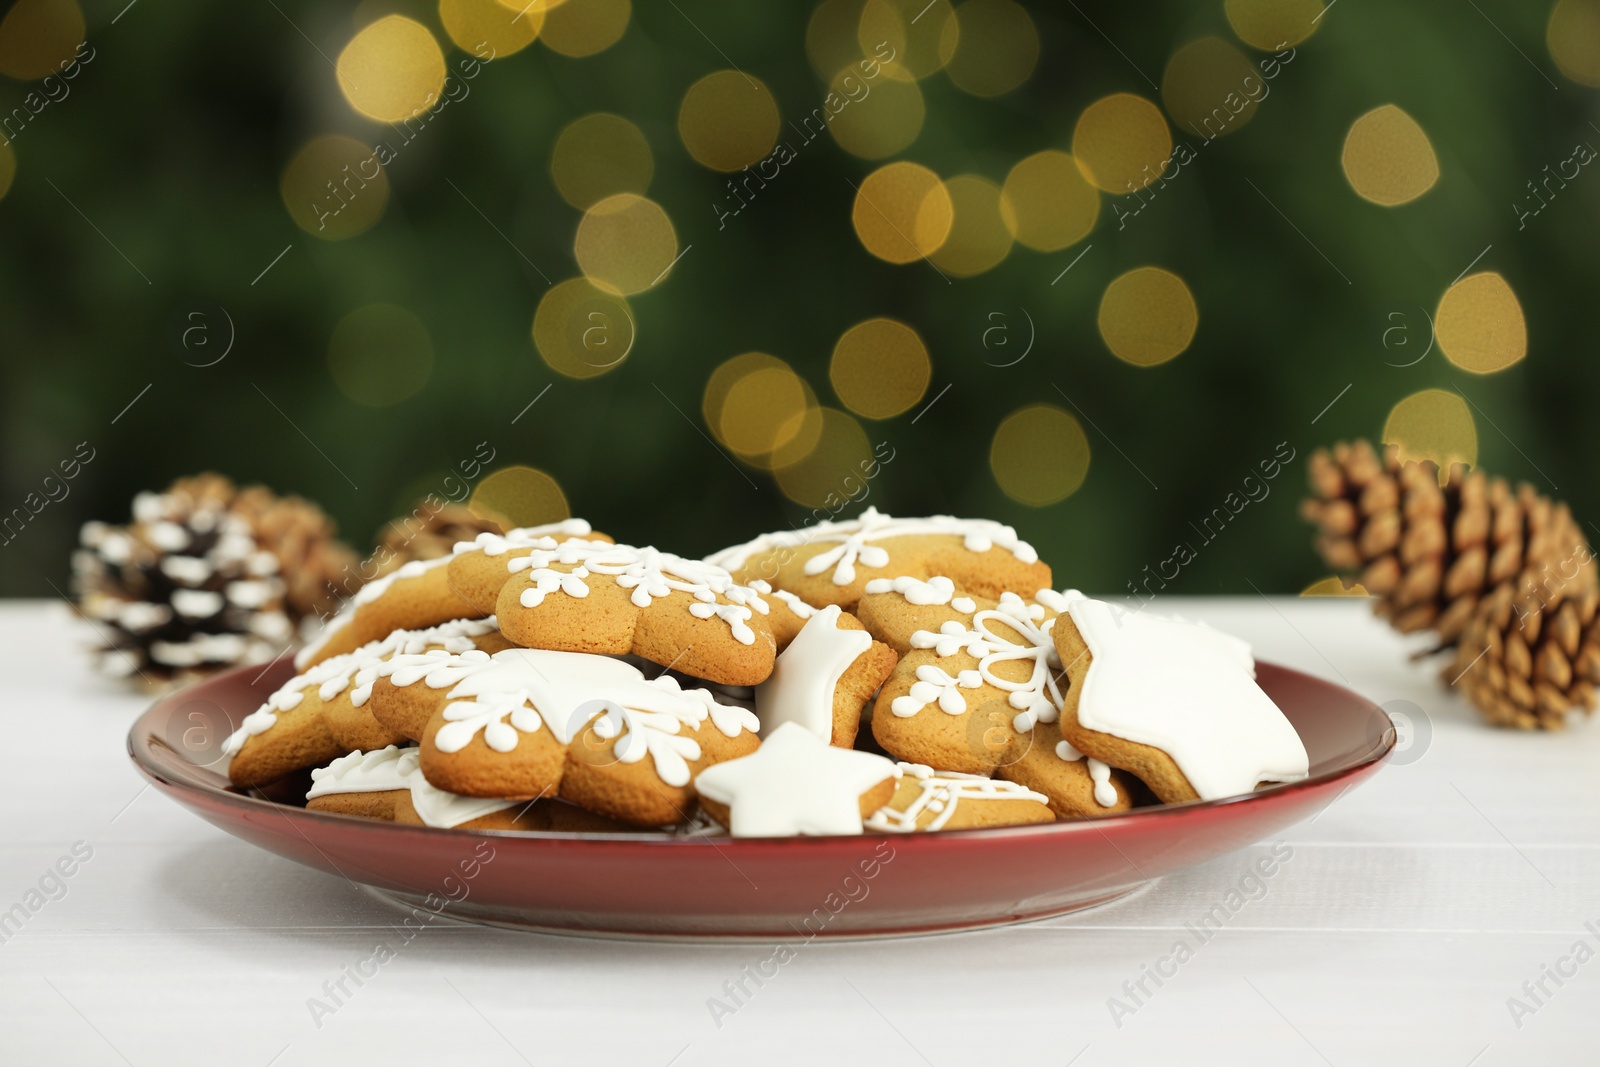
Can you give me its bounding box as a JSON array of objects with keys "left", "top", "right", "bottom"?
[{"left": 1, "top": 598, "right": 1595, "bottom": 1065}]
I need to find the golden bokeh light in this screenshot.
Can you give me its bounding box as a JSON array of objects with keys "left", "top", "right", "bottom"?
[
  {"left": 990, "top": 404, "right": 1090, "bottom": 506},
  {"left": 719, "top": 362, "right": 812, "bottom": 458},
  {"left": 1435, "top": 272, "right": 1527, "bottom": 375},
  {"left": 1072, "top": 93, "right": 1172, "bottom": 194},
  {"left": 469, "top": 466, "right": 571, "bottom": 529},
  {"left": 678, "top": 70, "right": 781, "bottom": 172},
  {"left": 826, "top": 64, "right": 926, "bottom": 159},
  {"left": 550, "top": 112, "right": 653, "bottom": 210},
  {"left": 927, "top": 174, "right": 1013, "bottom": 277},
  {"left": 1341, "top": 104, "right": 1439, "bottom": 206},
  {"left": 336, "top": 16, "right": 448, "bottom": 123},
  {"left": 807, "top": 0, "right": 868, "bottom": 79},
  {"left": 1162, "top": 36, "right": 1262, "bottom": 138},
  {"left": 704, "top": 352, "right": 783, "bottom": 436},
  {"left": 1097, "top": 267, "right": 1198, "bottom": 366},
  {"left": 0, "top": 141, "right": 15, "bottom": 201},
  {"left": 439, "top": 0, "right": 542, "bottom": 57},
  {"left": 1299, "top": 576, "right": 1369, "bottom": 597},
  {"left": 532, "top": 277, "right": 636, "bottom": 379},
  {"left": 859, "top": 0, "right": 959, "bottom": 80},
  {"left": 1224, "top": 0, "right": 1324, "bottom": 50},
  {"left": 851, "top": 161, "right": 953, "bottom": 264},
  {"left": 328, "top": 303, "right": 434, "bottom": 408},
  {"left": 540, "top": 0, "right": 630, "bottom": 57},
  {"left": 1383, "top": 389, "right": 1477, "bottom": 473},
  {"left": 945, "top": 0, "right": 1038, "bottom": 97},
  {"left": 776, "top": 408, "right": 875, "bottom": 508},
  {"left": 0, "top": 0, "right": 83, "bottom": 80},
  {"left": 1548, "top": 0, "right": 1600, "bottom": 86},
  {"left": 829, "top": 317, "right": 931, "bottom": 419},
  {"left": 280, "top": 135, "right": 390, "bottom": 241},
  {"left": 573, "top": 193, "right": 679, "bottom": 295},
  {"left": 1000, "top": 151, "right": 1100, "bottom": 252}
]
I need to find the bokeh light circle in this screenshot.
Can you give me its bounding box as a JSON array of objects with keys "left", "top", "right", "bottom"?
[
  {"left": 1435, "top": 272, "right": 1526, "bottom": 375},
  {"left": 945, "top": 0, "right": 1038, "bottom": 98},
  {"left": 807, "top": 0, "right": 869, "bottom": 79},
  {"left": 573, "top": 193, "right": 679, "bottom": 295},
  {"left": 0, "top": 0, "right": 83, "bottom": 80},
  {"left": 439, "top": 0, "right": 542, "bottom": 57},
  {"left": 776, "top": 408, "right": 875, "bottom": 508},
  {"left": 859, "top": 0, "right": 959, "bottom": 80},
  {"left": 720, "top": 363, "right": 812, "bottom": 458},
  {"left": 705, "top": 353, "right": 785, "bottom": 439},
  {"left": 851, "top": 161, "right": 953, "bottom": 264},
  {"left": 1548, "top": 0, "right": 1600, "bottom": 86},
  {"left": 829, "top": 317, "right": 932, "bottom": 419},
  {"left": 826, "top": 63, "right": 926, "bottom": 159},
  {"left": 328, "top": 304, "right": 434, "bottom": 407},
  {"left": 336, "top": 16, "right": 448, "bottom": 123},
  {"left": 1000, "top": 151, "right": 1100, "bottom": 252},
  {"left": 1383, "top": 388, "right": 1477, "bottom": 472},
  {"left": 533, "top": 277, "right": 636, "bottom": 379},
  {"left": 678, "top": 70, "right": 781, "bottom": 172},
  {"left": 550, "top": 112, "right": 653, "bottom": 210},
  {"left": 1097, "top": 267, "right": 1198, "bottom": 366},
  {"left": 1224, "top": 0, "right": 1324, "bottom": 50},
  {"left": 469, "top": 466, "right": 571, "bottom": 529},
  {"left": 927, "top": 174, "right": 1013, "bottom": 277},
  {"left": 990, "top": 404, "right": 1090, "bottom": 506},
  {"left": 1072, "top": 93, "right": 1172, "bottom": 194},
  {"left": 540, "top": 0, "right": 630, "bottom": 57},
  {"left": 1341, "top": 104, "right": 1439, "bottom": 206},
  {"left": 280, "top": 136, "right": 390, "bottom": 241},
  {"left": 1162, "top": 36, "right": 1262, "bottom": 138}
]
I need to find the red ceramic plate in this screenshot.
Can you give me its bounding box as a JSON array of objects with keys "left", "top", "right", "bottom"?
[{"left": 129, "top": 658, "right": 1393, "bottom": 939}]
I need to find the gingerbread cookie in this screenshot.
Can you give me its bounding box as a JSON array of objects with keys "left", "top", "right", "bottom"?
[
  {"left": 307, "top": 744, "right": 564, "bottom": 830},
  {"left": 297, "top": 555, "right": 481, "bottom": 669},
  {"left": 754, "top": 604, "right": 898, "bottom": 747},
  {"left": 694, "top": 722, "right": 898, "bottom": 836},
  {"left": 444, "top": 519, "right": 609, "bottom": 614},
  {"left": 1051, "top": 593, "right": 1309, "bottom": 804},
  {"left": 865, "top": 763, "right": 1055, "bottom": 832},
  {"left": 492, "top": 540, "right": 778, "bottom": 685},
  {"left": 857, "top": 576, "right": 1137, "bottom": 818},
  {"left": 224, "top": 617, "right": 510, "bottom": 787},
  {"left": 705, "top": 507, "right": 1050, "bottom": 613},
  {"left": 374, "top": 647, "right": 761, "bottom": 827}
]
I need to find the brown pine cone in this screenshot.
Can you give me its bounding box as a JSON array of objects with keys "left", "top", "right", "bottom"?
[
  {"left": 1449, "top": 584, "right": 1600, "bottom": 730},
  {"left": 229, "top": 485, "right": 360, "bottom": 620},
  {"left": 1301, "top": 439, "right": 1594, "bottom": 647},
  {"left": 369, "top": 503, "right": 503, "bottom": 578}
]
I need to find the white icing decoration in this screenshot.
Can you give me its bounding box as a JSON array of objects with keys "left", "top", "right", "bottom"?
[
  {"left": 1087, "top": 758, "right": 1117, "bottom": 808},
  {"left": 451, "top": 518, "right": 595, "bottom": 557},
  {"left": 306, "top": 746, "right": 523, "bottom": 828},
  {"left": 693, "top": 721, "right": 896, "bottom": 837},
  {"left": 755, "top": 605, "right": 873, "bottom": 741},
  {"left": 706, "top": 507, "right": 1039, "bottom": 586},
  {"left": 223, "top": 617, "right": 501, "bottom": 758},
  {"left": 386, "top": 648, "right": 759, "bottom": 766},
  {"left": 747, "top": 579, "right": 817, "bottom": 620},
  {"left": 505, "top": 542, "right": 768, "bottom": 644},
  {"left": 1062, "top": 592, "right": 1310, "bottom": 801},
  {"left": 864, "top": 762, "right": 1051, "bottom": 832}
]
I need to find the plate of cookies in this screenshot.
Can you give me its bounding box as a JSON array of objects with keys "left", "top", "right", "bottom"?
[{"left": 129, "top": 511, "right": 1393, "bottom": 939}]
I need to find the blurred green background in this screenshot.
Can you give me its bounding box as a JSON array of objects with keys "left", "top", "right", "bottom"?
[{"left": 2, "top": 0, "right": 1597, "bottom": 598}]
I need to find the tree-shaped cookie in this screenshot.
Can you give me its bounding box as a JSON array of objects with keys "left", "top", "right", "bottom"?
[
  {"left": 706, "top": 507, "right": 1051, "bottom": 613},
  {"left": 856, "top": 576, "right": 1138, "bottom": 819}
]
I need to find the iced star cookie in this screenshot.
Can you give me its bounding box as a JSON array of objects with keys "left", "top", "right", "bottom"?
[
  {"left": 857, "top": 576, "right": 1137, "bottom": 818},
  {"left": 754, "top": 604, "right": 898, "bottom": 747},
  {"left": 375, "top": 647, "right": 761, "bottom": 827},
  {"left": 705, "top": 507, "right": 1050, "bottom": 613},
  {"left": 865, "top": 763, "right": 1055, "bottom": 832},
  {"left": 1051, "top": 593, "right": 1310, "bottom": 804},
  {"left": 223, "top": 617, "right": 510, "bottom": 787},
  {"left": 297, "top": 555, "right": 481, "bottom": 669},
  {"left": 492, "top": 540, "right": 778, "bottom": 686},
  {"left": 444, "top": 519, "right": 609, "bottom": 614},
  {"left": 694, "top": 722, "right": 898, "bottom": 836}
]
